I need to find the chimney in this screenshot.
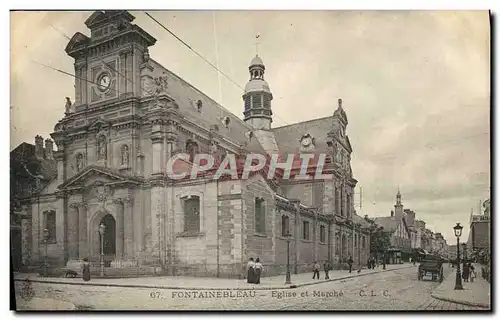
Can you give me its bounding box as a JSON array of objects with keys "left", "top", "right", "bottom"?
[
  {"left": 45, "top": 139, "right": 54, "bottom": 159},
  {"left": 35, "top": 135, "right": 44, "bottom": 159}
]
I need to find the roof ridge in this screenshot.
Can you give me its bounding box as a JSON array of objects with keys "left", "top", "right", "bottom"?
[
  {"left": 150, "top": 58, "right": 252, "bottom": 130},
  {"left": 272, "top": 115, "right": 333, "bottom": 130}
]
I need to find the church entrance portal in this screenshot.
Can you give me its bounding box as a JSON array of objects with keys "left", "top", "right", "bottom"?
[{"left": 99, "top": 214, "right": 116, "bottom": 267}]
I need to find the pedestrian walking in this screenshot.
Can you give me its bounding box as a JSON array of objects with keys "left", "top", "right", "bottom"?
[
  {"left": 462, "top": 262, "right": 470, "bottom": 283},
  {"left": 324, "top": 261, "right": 331, "bottom": 280},
  {"left": 254, "top": 258, "right": 263, "bottom": 284},
  {"left": 247, "top": 257, "right": 255, "bottom": 284},
  {"left": 469, "top": 263, "right": 476, "bottom": 283},
  {"left": 347, "top": 256, "right": 353, "bottom": 273},
  {"left": 82, "top": 258, "right": 91, "bottom": 282},
  {"left": 312, "top": 261, "right": 321, "bottom": 279}
]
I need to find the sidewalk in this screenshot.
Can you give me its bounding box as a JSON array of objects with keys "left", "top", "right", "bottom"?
[
  {"left": 431, "top": 268, "right": 491, "bottom": 309},
  {"left": 16, "top": 297, "right": 76, "bottom": 311},
  {"left": 14, "top": 264, "right": 413, "bottom": 291}
]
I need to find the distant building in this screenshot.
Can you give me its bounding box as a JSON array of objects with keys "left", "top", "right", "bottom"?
[
  {"left": 468, "top": 206, "right": 490, "bottom": 251},
  {"left": 448, "top": 245, "right": 457, "bottom": 260},
  {"left": 374, "top": 190, "right": 411, "bottom": 263}
]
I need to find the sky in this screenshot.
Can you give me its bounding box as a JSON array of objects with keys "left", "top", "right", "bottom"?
[{"left": 10, "top": 10, "right": 490, "bottom": 244}]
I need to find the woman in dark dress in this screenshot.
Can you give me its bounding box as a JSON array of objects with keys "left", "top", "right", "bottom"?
[
  {"left": 247, "top": 258, "right": 255, "bottom": 284},
  {"left": 254, "top": 258, "right": 263, "bottom": 284},
  {"left": 82, "top": 258, "right": 91, "bottom": 282},
  {"left": 462, "top": 262, "right": 470, "bottom": 282}
]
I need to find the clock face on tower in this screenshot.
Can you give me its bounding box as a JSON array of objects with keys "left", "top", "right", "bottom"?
[{"left": 98, "top": 73, "right": 111, "bottom": 92}]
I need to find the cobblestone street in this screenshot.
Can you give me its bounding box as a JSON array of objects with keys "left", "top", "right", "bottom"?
[{"left": 14, "top": 265, "right": 489, "bottom": 311}]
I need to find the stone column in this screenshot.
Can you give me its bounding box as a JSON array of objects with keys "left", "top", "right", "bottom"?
[
  {"left": 119, "top": 48, "right": 132, "bottom": 97},
  {"left": 78, "top": 202, "right": 88, "bottom": 259},
  {"left": 114, "top": 199, "right": 125, "bottom": 260},
  {"left": 68, "top": 203, "right": 80, "bottom": 259},
  {"left": 293, "top": 200, "right": 300, "bottom": 274},
  {"left": 123, "top": 197, "right": 134, "bottom": 259},
  {"left": 313, "top": 211, "right": 317, "bottom": 261}
]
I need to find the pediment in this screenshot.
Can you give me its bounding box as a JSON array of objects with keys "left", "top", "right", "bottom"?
[
  {"left": 65, "top": 32, "right": 90, "bottom": 54},
  {"left": 88, "top": 118, "right": 112, "bottom": 131},
  {"left": 85, "top": 10, "right": 135, "bottom": 29},
  {"left": 84, "top": 11, "right": 107, "bottom": 28},
  {"left": 57, "top": 165, "right": 141, "bottom": 191}
]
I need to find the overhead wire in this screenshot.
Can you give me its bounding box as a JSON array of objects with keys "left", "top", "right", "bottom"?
[{"left": 143, "top": 11, "right": 292, "bottom": 126}]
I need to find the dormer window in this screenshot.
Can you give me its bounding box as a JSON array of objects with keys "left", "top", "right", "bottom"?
[{"left": 196, "top": 100, "right": 203, "bottom": 112}]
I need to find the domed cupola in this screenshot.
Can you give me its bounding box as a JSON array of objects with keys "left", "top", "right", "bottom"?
[{"left": 243, "top": 55, "right": 273, "bottom": 130}]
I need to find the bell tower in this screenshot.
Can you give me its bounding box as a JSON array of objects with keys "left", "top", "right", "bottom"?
[
  {"left": 65, "top": 10, "right": 157, "bottom": 108},
  {"left": 394, "top": 188, "right": 404, "bottom": 220},
  {"left": 242, "top": 55, "right": 273, "bottom": 130}
]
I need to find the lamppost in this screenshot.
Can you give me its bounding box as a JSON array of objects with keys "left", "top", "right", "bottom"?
[
  {"left": 284, "top": 233, "right": 292, "bottom": 285},
  {"left": 356, "top": 223, "right": 362, "bottom": 268},
  {"left": 453, "top": 223, "right": 463, "bottom": 290},
  {"left": 43, "top": 228, "right": 49, "bottom": 277},
  {"left": 99, "top": 223, "right": 106, "bottom": 276}
]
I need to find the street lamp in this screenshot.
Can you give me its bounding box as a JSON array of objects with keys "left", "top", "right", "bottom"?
[
  {"left": 98, "top": 223, "right": 106, "bottom": 276},
  {"left": 356, "top": 224, "right": 362, "bottom": 268},
  {"left": 453, "top": 223, "right": 463, "bottom": 290},
  {"left": 43, "top": 228, "right": 49, "bottom": 277},
  {"left": 284, "top": 233, "right": 292, "bottom": 285}
]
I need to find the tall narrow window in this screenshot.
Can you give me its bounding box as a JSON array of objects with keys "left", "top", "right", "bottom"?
[
  {"left": 255, "top": 198, "right": 266, "bottom": 234},
  {"left": 355, "top": 233, "right": 358, "bottom": 248},
  {"left": 362, "top": 236, "right": 366, "bottom": 249},
  {"left": 302, "top": 220, "right": 310, "bottom": 240},
  {"left": 335, "top": 234, "right": 340, "bottom": 255},
  {"left": 183, "top": 196, "right": 200, "bottom": 233},
  {"left": 281, "top": 215, "right": 290, "bottom": 236},
  {"left": 186, "top": 141, "right": 199, "bottom": 163},
  {"left": 44, "top": 210, "right": 56, "bottom": 242},
  {"left": 320, "top": 225, "right": 326, "bottom": 243}
]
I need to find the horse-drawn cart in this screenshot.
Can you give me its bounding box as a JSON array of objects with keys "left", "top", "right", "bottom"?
[{"left": 417, "top": 254, "right": 444, "bottom": 282}]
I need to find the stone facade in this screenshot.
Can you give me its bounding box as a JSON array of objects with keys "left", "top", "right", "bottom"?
[{"left": 14, "top": 10, "right": 371, "bottom": 277}]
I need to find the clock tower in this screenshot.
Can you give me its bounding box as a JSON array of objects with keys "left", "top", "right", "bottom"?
[{"left": 65, "top": 10, "right": 157, "bottom": 108}]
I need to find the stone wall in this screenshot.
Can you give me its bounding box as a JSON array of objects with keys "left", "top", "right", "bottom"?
[{"left": 242, "top": 175, "right": 276, "bottom": 276}]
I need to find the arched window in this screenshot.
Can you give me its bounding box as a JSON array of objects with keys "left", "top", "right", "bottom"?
[
  {"left": 186, "top": 140, "right": 199, "bottom": 163},
  {"left": 183, "top": 195, "right": 200, "bottom": 233},
  {"left": 281, "top": 215, "right": 289, "bottom": 236},
  {"left": 255, "top": 197, "right": 266, "bottom": 234},
  {"left": 43, "top": 210, "right": 56, "bottom": 242},
  {"left": 320, "top": 225, "right": 326, "bottom": 243}
]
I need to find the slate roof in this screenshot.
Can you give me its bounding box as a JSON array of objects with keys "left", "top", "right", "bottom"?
[
  {"left": 353, "top": 214, "right": 371, "bottom": 228},
  {"left": 374, "top": 216, "right": 399, "bottom": 232},
  {"left": 272, "top": 116, "right": 334, "bottom": 154},
  {"left": 10, "top": 143, "right": 57, "bottom": 181}
]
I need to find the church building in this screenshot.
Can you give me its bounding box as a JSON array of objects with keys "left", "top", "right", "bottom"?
[{"left": 12, "top": 10, "right": 371, "bottom": 278}]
